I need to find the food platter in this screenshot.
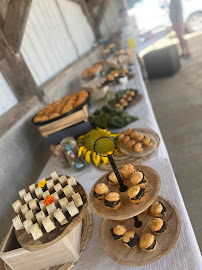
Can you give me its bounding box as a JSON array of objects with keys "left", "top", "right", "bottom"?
[
  {"left": 99, "top": 196, "right": 181, "bottom": 266},
  {"left": 89, "top": 165, "right": 161, "bottom": 220},
  {"left": 15, "top": 176, "right": 88, "bottom": 251},
  {"left": 32, "top": 92, "right": 90, "bottom": 126},
  {"left": 118, "top": 129, "right": 159, "bottom": 158}
]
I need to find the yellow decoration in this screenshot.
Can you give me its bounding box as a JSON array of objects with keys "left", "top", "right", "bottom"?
[
  {"left": 128, "top": 37, "right": 136, "bottom": 49},
  {"left": 37, "top": 179, "right": 46, "bottom": 188},
  {"left": 77, "top": 128, "right": 119, "bottom": 166}
]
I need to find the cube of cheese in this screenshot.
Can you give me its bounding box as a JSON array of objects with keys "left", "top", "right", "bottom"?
[
  {"left": 25, "top": 210, "right": 36, "bottom": 222},
  {"left": 72, "top": 193, "right": 83, "bottom": 208},
  {"left": 23, "top": 192, "right": 33, "bottom": 203},
  {"left": 46, "top": 202, "right": 57, "bottom": 218},
  {"left": 58, "top": 175, "right": 68, "bottom": 186},
  {"left": 42, "top": 216, "right": 56, "bottom": 233},
  {"left": 19, "top": 189, "right": 26, "bottom": 200},
  {"left": 46, "top": 179, "right": 54, "bottom": 191},
  {"left": 30, "top": 223, "right": 43, "bottom": 240},
  {"left": 29, "top": 184, "right": 36, "bottom": 195},
  {"left": 35, "top": 211, "right": 46, "bottom": 226},
  {"left": 67, "top": 201, "right": 79, "bottom": 217},
  {"left": 53, "top": 208, "right": 67, "bottom": 224},
  {"left": 12, "top": 200, "right": 22, "bottom": 213},
  {"left": 54, "top": 183, "right": 63, "bottom": 195},
  {"left": 43, "top": 190, "right": 50, "bottom": 199},
  {"left": 50, "top": 171, "right": 59, "bottom": 181},
  {"left": 35, "top": 187, "right": 43, "bottom": 199},
  {"left": 39, "top": 200, "right": 46, "bottom": 212},
  {"left": 59, "top": 197, "right": 69, "bottom": 212},
  {"left": 21, "top": 204, "right": 29, "bottom": 215},
  {"left": 63, "top": 185, "right": 75, "bottom": 199},
  {"left": 12, "top": 215, "right": 24, "bottom": 231},
  {"left": 29, "top": 199, "right": 39, "bottom": 211},
  {"left": 67, "top": 176, "right": 77, "bottom": 187},
  {"left": 23, "top": 219, "right": 33, "bottom": 234},
  {"left": 51, "top": 192, "right": 59, "bottom": 202}
]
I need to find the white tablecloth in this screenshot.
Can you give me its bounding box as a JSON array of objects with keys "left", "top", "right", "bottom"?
[{"left": 38, "top": 58, "right": 202, "bottom": 270}]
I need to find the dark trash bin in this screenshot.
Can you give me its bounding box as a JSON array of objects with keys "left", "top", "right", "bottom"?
[{"left": 143, "top": 44, "right": 181, "bottom": 79}]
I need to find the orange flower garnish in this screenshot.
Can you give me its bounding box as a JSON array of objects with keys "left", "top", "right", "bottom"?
[{"left": 43, "top": 195, "right": 55, "bottom": 206}]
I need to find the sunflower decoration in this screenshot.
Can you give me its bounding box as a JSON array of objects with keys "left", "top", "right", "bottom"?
[{"left": 77, "top": 128, "right": 119, "bottom": 166}]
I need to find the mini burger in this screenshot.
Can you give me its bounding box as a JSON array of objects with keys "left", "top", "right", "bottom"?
[
  {"left": 139, "top": 233, "right": 157, "bottom": 252},
  {"left": 127, "top": 186, "right": 145, "bottom": 204},
  {"left": 150, "top": 201, "right": 167, "bottom": 217},
  {"left": 107, "top": 171, "right": 119, "bottom": 185},
  {"left": 130, "top": 171, "right": 147, "bottom": 187},
  {"left": 123, "top": 231, "right": 139, "bottom": 248},
  {"left": 104, "top": 192, "right": 121, "bottom": 210},
  {"left": 110, "top": 225, "right": 127, "bottom": 240},
  {"left": 121, "top": 164, "right": 135, "bottom": 179},
  {"left": 93, "top": 183, "right": 109, "bottom": 200},
  {"left": 149, "top": 218, "right": 167, "bottom": 234}
]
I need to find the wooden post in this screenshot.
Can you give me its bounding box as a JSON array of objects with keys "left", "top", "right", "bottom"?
[
  {"left": 3, "top": 0, "right": 33, "bottom": 53},
  {"left": 94, "top": 0, "right": 109, "bottom": 37}
]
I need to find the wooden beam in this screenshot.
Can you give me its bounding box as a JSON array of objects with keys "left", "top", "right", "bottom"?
[
  {"left": 94, "top": 0, "right": 109, "bottom": 32},
  {"left": 75, "top": 0, "right": 100, "bottom": 38},
  {"left": 0, "top": 30, "right": 44, "bottom": 102},
  {"left": 3, "top": 0, "right": 32, "bottom": 53}
]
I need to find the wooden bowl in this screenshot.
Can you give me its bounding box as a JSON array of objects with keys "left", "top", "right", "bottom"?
[
  {"left": 89, "top": 165, "right": 161, "bottom": 220},
  {"left": 118, "top": 128, "right": 160, "bottom": 158},
  {"left": 99, "top": 195, "right": 181, "bottom": 266},
  {"left": 15, "top": 176, "right": 88, "bottom": 251}
]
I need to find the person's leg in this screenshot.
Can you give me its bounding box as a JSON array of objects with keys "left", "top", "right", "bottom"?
[{"left": 173, "top": 22, "right": 190, "bottom": 56}]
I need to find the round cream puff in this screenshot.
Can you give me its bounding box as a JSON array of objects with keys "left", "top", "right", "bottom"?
[
  {"left": 130, "top": 171, "right": 147, "bottom": 187},
  {"left": 136, "top": 134, "right": 145, "bottom": 142},
  {"left": 94, "top": 183, "right": 109, "bottom": 200},
  {"left": 107, "top": 171, "right": 119, "bottom": 185},
  {"left": 127, "top": 186, "right": 145, "bottom": 203},
  {"left": 121, "top": 164, "right": 135, "bottom": 179},
  {"left": 142, "top": 137, "right": 152, "bottom": 146},
  {"left": 150, "top": 201, "right": 167, "bottom": 217},
  {"left": 110, "top": 225, "right": 127, "bottom": 240},
  {"left": 118, "top": 134, "right": 124, "bottom": 142},
  {"left": 104, "top": 192, "right": 121, "bottom": 210},
  {"left": 127, "top": 140, "right": 136, "bottom": 149},
  {"left": 123, "top": 231, "right": 139, "bottom": 248},
  {"left": 122, "top": 136, "right": 130, "bottom": 145},
  {"left": 134, "top": 143, "right": 143, "bottom": 152},
  {"left": 139, "top": 233, "right": 157, "bottom": 252},
  {"left": 130, "top": 131, "right": 138, "bottom": 140},
  {"left": 149, "top": 218, "right": 167, "bottom": 234}
]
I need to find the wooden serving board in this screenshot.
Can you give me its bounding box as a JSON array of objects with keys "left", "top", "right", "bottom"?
[
  {"left": 16, "top": 177, "right": 88, "bottom": 252},
  {"left": 99, "top": 196, "right": 181, "bottom": 266},
  {"left": 97, "top": 129, "right": 160, "bottom": 171},
  {"left": 118, "top": 128, "right": 159, "bottom": 158},
  {"left": 89, "top": 165, "right": 161, "bottom": 220}
]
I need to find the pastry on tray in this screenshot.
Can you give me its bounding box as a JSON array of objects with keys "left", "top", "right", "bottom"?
[
  {"left": 113, "top": 89, "right": 138, "bottom": 111},
  {"left": 121, "top": 164, "right": 135, "bottom": 179},
  {"left": 33, "top": 90, "right": 89, "bottom": 123},
  {"left": 110, "top": 225, "right": 127, "bottom": 240},
  {"left": 94, "top": 183, "right": 109, "bottom": 200},
  {"left": 117, "top": 128, "right": 158, "bottom": 158},
  {"left": 130, "top": 171, "right": 147, "bottom": 187},
  {"left": 104, "top": 192, "right": 121, "bottom": 210},
  {"left": 123, "top": 231, "right": 139, "bottom": 248},
  {"left": 127, "top": 186, "right": 146, "bottom": 204},
  {"left": 150, "top": 201, "right": 167, "bottom": 217},
  {"left": 149, "top": 218, "right": 167, "bottom": 234},
  {"left": 107, "top": 172, "right": 119, "bottom": 185},
  {"left": 139, "top": 233, "right": 157, "bottom": 252}
]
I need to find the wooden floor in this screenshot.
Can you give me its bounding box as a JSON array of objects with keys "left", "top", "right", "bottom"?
[{"left": 146, "top": 32, "right": 202, "bottom": 252}]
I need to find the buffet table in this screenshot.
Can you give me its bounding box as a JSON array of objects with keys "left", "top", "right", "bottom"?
[{"left": 38, "top": 58, "right": 202, "bottom": 270}]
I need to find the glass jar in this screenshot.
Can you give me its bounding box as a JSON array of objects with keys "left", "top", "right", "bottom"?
[{"left": 60, "top": 137, "right": 86, "bottom": 170}]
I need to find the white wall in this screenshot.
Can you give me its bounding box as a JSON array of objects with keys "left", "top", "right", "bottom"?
[
  {"left": 20, "top": 0, "right": 95, "bottom": 86},
  {"left": 0, "top": 71, "right": 18, "bottom": 116}
]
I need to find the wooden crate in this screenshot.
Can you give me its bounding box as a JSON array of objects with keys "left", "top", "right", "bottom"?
[{"left": 0, "top": 221, "right": 82, "bottom": 270}]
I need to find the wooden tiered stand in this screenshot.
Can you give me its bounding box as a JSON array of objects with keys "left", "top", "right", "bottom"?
[{"left": 89, "top": 164, "right": 181, "bottom": 266}]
